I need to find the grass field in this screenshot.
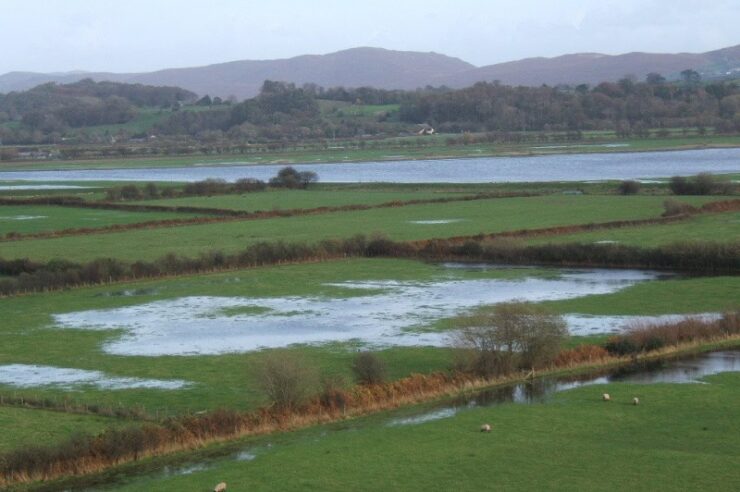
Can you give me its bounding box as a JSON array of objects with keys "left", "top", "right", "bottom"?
[
  {"left": 0, "top": 407, "right": 122, "bottom": 452},
  {"left": 0, "top": 166, "right": 737, "bottom": 489},
  {"left": 0, "top": 205, "right": 199, "bottom": 235},
  {"left": 0, "top": 257, "right": 737, "bottom": 416},
  {"left": 135, "top": 189, "right": 466, "bottom": 211},
  {"left": 528, "top": 210, "right": 740, "bottom": 247},
  {"left": 0, "top": 195, "right": 726, "bottom": 262},
  {"left": 96, "top": 371, "right": 740, "bottom": 491}
]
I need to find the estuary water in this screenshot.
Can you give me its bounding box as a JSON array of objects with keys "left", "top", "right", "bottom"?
[{"left": 1, "top": 148, "right": 738, "bottom": 184}]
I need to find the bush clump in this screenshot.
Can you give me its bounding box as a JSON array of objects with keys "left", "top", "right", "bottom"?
[{"left": 351, "top": 352, "right": 387, "bottom": 385}]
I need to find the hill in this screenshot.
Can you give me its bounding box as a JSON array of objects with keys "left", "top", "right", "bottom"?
[{"left": 0, "top": 45, "right": 738, "bottom": 99}]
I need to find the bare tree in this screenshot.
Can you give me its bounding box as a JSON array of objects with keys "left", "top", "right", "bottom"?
[
  {"left": 451, "top": 302, "right": 567, "bottom": 376},
  {"left": 256, "top": 352, "right": 318, "bottom": 410}
]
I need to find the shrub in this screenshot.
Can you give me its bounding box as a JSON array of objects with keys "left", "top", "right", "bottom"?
[
  {"left": 255, "top": 352, "right": 318, "bottom": 410},
  {"left": 452, "top": 302, "right": 568, "bottom": 376},
  {"left": 554, "top": 344, "right": 610, "bottom": 366},
  {"left": 662, "top": 198, "right": 698, "bottom": 216},
  {"left": 351, "top": 352, "right": 387, "bottom": 385},
  {"left": 617, "top": 180, "right": 641, "bottom": 195},
  {"left": 604, "top": 312, "right": 740, "bottom": 356},
  {"left": 604, "top": 336, "right": 639, "bottom": 355},
  {"left": 269, "top": 166, "right": 319, "bottom": 189}
]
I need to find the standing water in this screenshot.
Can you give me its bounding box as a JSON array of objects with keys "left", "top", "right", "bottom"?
[
  {"left": 55, "top": 350, "right": 740, "bottom": 491},
  {"left": 1, "top": 148, "right": 739, "bottom": 183}
]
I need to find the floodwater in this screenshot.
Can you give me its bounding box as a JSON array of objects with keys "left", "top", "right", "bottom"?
[
  {"left": 74, "top": 350, "right": 740, "bottom": 491},
  {"left": 407, "top": 219, "right": 465, "bottom": 225},
  {"left": 1, "top": 148, "right": 738, "bottom": 183},
  {"left": 0, "top": 364, "right": 190, "bottom": 390},
  {"left": 0, "top": 184, "right": 90, "bottom": 190},
  {"left": 0, "top": 215, "right": 47, "bottom": 221},
  {"left": 52, "top": 268, "right": 662, "bottom": 356}
]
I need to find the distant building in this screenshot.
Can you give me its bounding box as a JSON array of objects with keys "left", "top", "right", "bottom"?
[{"left": 417, "top": 124, "right": 435, "bottom": 135}]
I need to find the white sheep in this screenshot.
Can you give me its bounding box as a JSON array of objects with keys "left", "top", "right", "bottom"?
[
  {"left": 633, "top": 397, "right": 640, "bottom": 405},
  {"left": 214, "top": 482, "right": 227, "bottom": 492},
  {"left": 602, "top": 393, "right": 611, "bottom": 402},
  {"left": 480, "top": 424, "right": 491, "bottom": 432}
]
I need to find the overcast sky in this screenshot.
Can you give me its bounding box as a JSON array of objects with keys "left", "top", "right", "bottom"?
[{"left": 1, "top": 0, "right": 737, "bottom": 74}]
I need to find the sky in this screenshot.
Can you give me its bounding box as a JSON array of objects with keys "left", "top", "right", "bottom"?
[{"left": 1, "top": 0, "right": 738, "bottom": 74}]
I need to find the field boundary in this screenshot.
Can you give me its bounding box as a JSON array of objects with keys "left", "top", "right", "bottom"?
[{"left": 0, "top": 191, "right": 535, "bottom": 241}]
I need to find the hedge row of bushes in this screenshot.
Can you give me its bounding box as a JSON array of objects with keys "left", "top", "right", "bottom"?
[
  {"left": 2, "top": 236, "right": 738, "bottom": 296},
  {"left": 605, "top": 312, "right": 740, "bottom": 355}
]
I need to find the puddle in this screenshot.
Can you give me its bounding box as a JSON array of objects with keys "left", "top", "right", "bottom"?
[
  {"left": 386, "top": 408, "right": 457, "bottom": 427},
  {"left": 234, "top": 451, "right": 258, "bottom": 462},
  {"left": 0, "top": 364, "right": 190, "bottom": 390},
  {"left": 96, "top": 288, "right": 159, "bottom": 298},
  {"left": 408, "top": 219, "right": 464, "bottom": 225},
  {"left": 52, "top": 269, "right": 660, "bottom": 356},
  {"left": 161, "top": 463, "right": 210, "bottom": 477},
  {"left": 0, "top": 185, "right": 89, "bottom": 190},
  {"left": 0, "top": 215, "right": 47, "bottom": 221}
]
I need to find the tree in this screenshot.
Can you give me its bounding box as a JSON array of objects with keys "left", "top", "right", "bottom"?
[
  {"left": 269, "top": 166, "right": 319, "bottom": 189},
  {"left": 255, "top": 352, "right": 318, "bottom": 410},
  {"left": 196, "top": 95, "right": 213, "bottom": 106},
  {"left": 680, "top": 69, "right": 701, "bottom": 90},
  {"left": 645, "top": 72, "right": 666, "bottom": 85},
  {"left": 452, "top": 302, "right": 567, "bottom": 376},
  {"left": 617, "top": 180, "right": 641, "bottom": 195}
]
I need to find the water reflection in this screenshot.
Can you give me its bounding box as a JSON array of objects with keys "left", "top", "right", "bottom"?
[{"left": 389, "top": 350, "right": 740, "bottom": 427}]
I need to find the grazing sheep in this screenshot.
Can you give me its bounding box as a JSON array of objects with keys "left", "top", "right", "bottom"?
[
  {"left": 602, "top": 393, "right": 611, "bottom": 402},
  {"left": 633, "top": 397, "right": 640, "bottom": 405},
  {"left": 480, "top": 424, "right": 491, "bottom": 432},
  {"left": 214, "top": 482, "right": 227, "bottom": 492}
]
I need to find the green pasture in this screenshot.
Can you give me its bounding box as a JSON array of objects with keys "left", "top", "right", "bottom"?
[
  {"left": 0, "top": 258, "right": 526, "bottom": 414},
  {"left": 0, "top": 257, "right": 737, "bottom": 416},
  {"left": 528, "top": 210, "right": 740, "bottom": 247},
  {"left": 0, "top": 205, "right": 200, "bottom": 235},
  {"left": 0, "top": 407, "right": 122, "bottom": 452},
  {"left": 94, "top": 371, "right": 740, "bottom": 492},
  {"left": 136, "top": 189, "right": 466, "bottom": 211},
  {"left": 0, "top": 195, "right": 724, "bottom": 262}
]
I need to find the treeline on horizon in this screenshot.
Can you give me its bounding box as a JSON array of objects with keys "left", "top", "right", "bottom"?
[{"left": 0, "top": 70, "right": 738, "bottom": 146}]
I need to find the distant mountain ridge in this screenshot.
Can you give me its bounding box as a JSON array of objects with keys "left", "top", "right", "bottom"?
[{"left": 1, "top": 45, "right": 738, "bottom": 99}]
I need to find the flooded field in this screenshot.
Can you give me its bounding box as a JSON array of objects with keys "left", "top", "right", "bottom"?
[
  {"left": 1, "top": 148, "right": 738, "bottom": 183},
  {"left": 0, "top": 364, "right": 189, "bottom": 390},
  {"left": 53, "top": 268, "right": 666, "bottom": 356}
]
